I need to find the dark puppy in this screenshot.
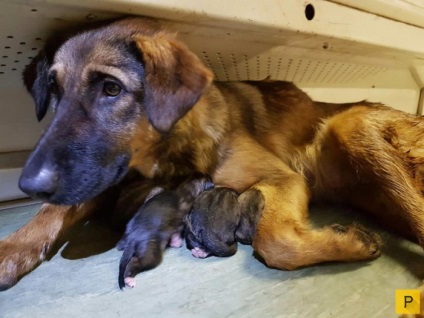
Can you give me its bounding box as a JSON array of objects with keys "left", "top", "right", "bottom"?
[
  {"left": 185, "top": 187, "right": 240, "bottom": 258},
  {"left": 185, "top": 188, "right": 265, "bottom": 258},
  {"left": 117, "top": 177, "right": 210, "bottom": 289}
]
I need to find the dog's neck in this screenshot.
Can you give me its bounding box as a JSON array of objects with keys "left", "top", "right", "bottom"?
[{"left": 129, "top": 86, "right": 229, "bottom": 180}]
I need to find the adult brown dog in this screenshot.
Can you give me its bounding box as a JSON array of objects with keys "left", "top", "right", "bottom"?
[{"left": 1, "top": 17, "right": 424, "bottom": 296}]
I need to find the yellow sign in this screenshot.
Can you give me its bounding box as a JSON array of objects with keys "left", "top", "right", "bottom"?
[{"left": 396, "top": 290, "right": 420, "bottom": 314}]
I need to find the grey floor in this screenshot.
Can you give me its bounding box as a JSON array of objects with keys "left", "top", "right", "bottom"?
[{"left": 0, "top": 203, "right": 423, "bottom": 318}]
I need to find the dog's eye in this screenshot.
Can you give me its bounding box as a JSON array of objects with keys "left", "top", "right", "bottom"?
[
  {"left": 103, "top": 82, "right": 122, "bottom": 97},
  {"left": 48, "top": 75, "right": 58, "bottom": 93}
]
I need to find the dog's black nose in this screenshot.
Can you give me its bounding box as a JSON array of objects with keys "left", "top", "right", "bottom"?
[{"left": 19, "top": 166, "right": 58, "bottom": 200}]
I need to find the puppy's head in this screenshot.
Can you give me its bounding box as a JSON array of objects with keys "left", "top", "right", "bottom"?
[{"left": 19, "top": 18, "right": 213, "bottom": 205}]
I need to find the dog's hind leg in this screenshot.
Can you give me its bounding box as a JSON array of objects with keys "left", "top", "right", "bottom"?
[
  {"left": 251, "top": 172, "right": 381, "bottom": 270},
  {"left": 311, "top": 106, "right": 424, "bottom": 316},
  {"left": 315, "top": 106, "right": 424, "bottom": 245},
  {"left": 215, "top": 137, "right": 381, "bottom": 270}
]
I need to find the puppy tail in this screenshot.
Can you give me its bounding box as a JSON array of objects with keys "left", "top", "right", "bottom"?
[{"left": 118, "top": 245, "right": 134, "bottom": 290}]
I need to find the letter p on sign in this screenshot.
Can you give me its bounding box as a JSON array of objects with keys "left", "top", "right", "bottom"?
[{"left": 396, "top": 290, "right": 420, "bottom": 314}]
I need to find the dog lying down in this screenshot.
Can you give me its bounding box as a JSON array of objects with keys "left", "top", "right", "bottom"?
[
  {"left": 7, "top": 18, "right": 424, "bottom": 309},
  {"left": 185, "top": 187, "right": 265, "bottom": 258},
  {"left": 117, "top": 177, "right": 211, "bottom": 289}
]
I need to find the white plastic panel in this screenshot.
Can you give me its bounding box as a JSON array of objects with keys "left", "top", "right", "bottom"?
[
  {"left": 195, "top": 48, "right": 417, "bottom": 89},
  {"left": 0, "top": 152, "right": 30, "bottom": 201},
  {"left": 330, "top": 0, "right": 424, "bottom": 29},
  {"left": 0, "top": 168, "right": 26, "bottom": 201},
  {"left": 22, "top": 0, "right": 424, "bottom": 59},
  {"left": 304, "top": 87, "right": 420, "bottom": 114},
  {"left": 0, "top": 89, "right": 47, "bottom": 153}
]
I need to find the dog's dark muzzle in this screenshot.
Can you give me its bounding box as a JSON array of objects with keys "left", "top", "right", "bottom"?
[{"left": 19, "top": 141, "right": 131, "bottom": 205}]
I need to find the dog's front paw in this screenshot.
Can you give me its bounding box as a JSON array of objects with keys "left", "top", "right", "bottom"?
[{"left": 0, "top": 239, "right": 49, "bottom": 291}]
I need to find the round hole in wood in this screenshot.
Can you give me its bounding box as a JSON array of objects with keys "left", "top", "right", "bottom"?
[{"left": 305, "top": 4, "right": 315, "bottom": 21}]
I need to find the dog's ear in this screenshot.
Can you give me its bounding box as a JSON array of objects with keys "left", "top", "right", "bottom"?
[
  {"left": 133, "top": 33, "right": 214, "bottom": 133},
  {"left": 23, "top": 53, "right": 51, "bottom": 121},
  {"left": 22, "top": 25, "right": 88, "bottom": 121},
  {"left": 23, "top": 32, "right": 68, "bottom": 122}
]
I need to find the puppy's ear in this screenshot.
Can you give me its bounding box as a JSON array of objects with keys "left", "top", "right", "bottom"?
[
  {"left": 133, "top": 32, "right": 213, "bottom": 133},
  {"left": 23, "top": 53, "right": 51, "bottom": 121}
]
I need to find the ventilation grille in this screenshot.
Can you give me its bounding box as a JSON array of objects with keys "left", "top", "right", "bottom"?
[
  {"left": 200, "top": 52, "right": 389, "bottom": 84},
  {"left": 0, "top": 35, "right": 43, "bottom": 76},
  {"left": 0, "top": 2, "right": 114, "bottom": 86}
]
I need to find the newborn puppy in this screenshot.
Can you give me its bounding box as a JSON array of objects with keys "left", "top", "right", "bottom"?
[
  {"left": 185, "top": 188, "right": 265, "bottom": 258},
  {"left": 185, "top": 187, "right": 241, "bottom": 258},
  {"left": 117, "top": 177, "right": 210, "bottom": 289}
]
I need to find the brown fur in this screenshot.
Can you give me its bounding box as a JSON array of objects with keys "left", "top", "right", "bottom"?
[{"left": 2, "top": 18, "right": 424, "bottom": 302}]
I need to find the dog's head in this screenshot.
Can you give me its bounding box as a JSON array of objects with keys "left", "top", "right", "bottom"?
[{"left": 19, "top": 18, "right": 213, "bottom": 205}]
